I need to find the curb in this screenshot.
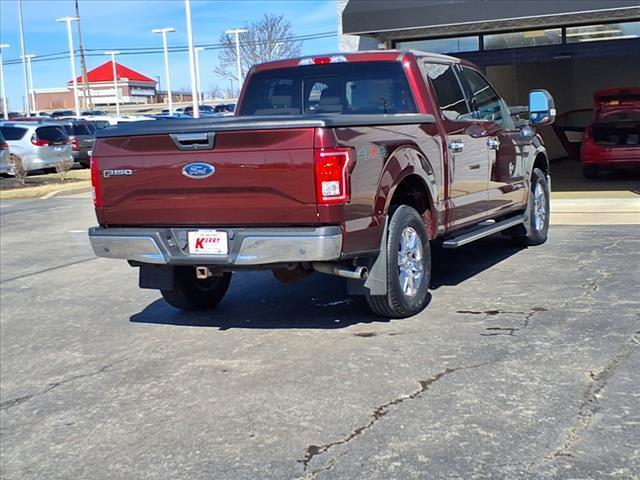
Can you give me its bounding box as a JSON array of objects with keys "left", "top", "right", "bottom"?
[{"left": 40, "top": 185, "right": 93, "bottom": 200}]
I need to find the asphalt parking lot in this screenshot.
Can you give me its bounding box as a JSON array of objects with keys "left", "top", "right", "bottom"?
[{"left": 1, "top": 193, "right": 639, "bottom": 480}]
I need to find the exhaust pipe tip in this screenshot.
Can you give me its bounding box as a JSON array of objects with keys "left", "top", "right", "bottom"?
[{"left": 312, "top": 263, "right": 368, "bottom": 280}]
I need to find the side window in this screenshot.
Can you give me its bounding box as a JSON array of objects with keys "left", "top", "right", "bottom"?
[
  {"left": 461, "top": 67, "right": 511, "bottom": 128},
  {"left": 422, "top": 62, "right": 470, "bottom": 121}
]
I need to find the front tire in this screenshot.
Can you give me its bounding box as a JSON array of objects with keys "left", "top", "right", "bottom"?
[
  {"left": 511, "top": 168, "right": 550, "bottom": 246},
  {"left": 161, "top": 267, "right": 231, "bottom": 311},
  {"left": 366, "top": 205, "right": 431, "bottom": 318}
]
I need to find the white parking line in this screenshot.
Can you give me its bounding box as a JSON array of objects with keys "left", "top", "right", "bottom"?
[{"left": 68, "top": 230, "right": 87, "bottom": 233}]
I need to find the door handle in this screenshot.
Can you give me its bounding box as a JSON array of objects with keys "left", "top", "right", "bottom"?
[
  {"left": 469, "top": 164, "right": 481, "bottom": 170},
  {"left": 449, "top": 140, "right": 464, "bottom": 153},
  {"left": 170, "top": 132, "right": 216, "bottom": 151},
  {"left": 487, "top": 137, "right": 500, "bottom": 150}
]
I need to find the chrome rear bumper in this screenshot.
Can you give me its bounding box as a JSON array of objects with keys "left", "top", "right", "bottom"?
[{"left": 88, "top": 226, "right": 343, "bottom": 266}]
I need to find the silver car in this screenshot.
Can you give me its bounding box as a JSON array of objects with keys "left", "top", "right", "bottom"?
[
  {"left": 0, "top": 122, "right": 73, "bottom": 172},
  {"left": 0, "top": 130, "right": 10, "bottom": 175}
]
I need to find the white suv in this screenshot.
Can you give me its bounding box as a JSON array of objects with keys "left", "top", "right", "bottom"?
[{"left": 0, "top": 122, "right": 73, "bottom": 172}]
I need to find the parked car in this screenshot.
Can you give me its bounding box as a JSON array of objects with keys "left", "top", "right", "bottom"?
[
  {"left": 183, "top": 104, "right": 215, "bottom": 116},
  {"left": 82, "top": 110, "right": 108, "bottom": 116},
  {"left": 88, "top": 50, "right": 554, "bottom": 318},
  {"left": 581, "top": 87, "right": 640, "bottom": 178},
  {"left": 50, "top": 110, "right": 76, "bottom": 118},
  {"left": 213, "top": 103, "right": 236, "bottom": 114},
  {"left": 0, "top": 121, "right": 72, "bottom": 172},
  {"left": 82, "top": 115, "right": 118, "bottom": 130},
  {"left": 48, "top": 119, "right": 96, "bottom": 168},
  {"left": 161, "top": 107, "right": 186, "bottom": 115},
  {"left": 0, "top": 130, "right": 10, "bottom": 175}
]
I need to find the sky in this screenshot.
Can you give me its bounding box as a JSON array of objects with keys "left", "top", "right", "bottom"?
[{"left": 0, "top": 0, "right": 339, "bottom": 111}]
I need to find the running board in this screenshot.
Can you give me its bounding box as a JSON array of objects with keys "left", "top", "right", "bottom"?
[{"left": 442, "top": 215, "right": 526, "bottom": 249}]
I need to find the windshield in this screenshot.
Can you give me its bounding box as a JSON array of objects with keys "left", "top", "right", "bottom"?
[{"left": 239, "top": 61, "right": 417, "bottom": 116}]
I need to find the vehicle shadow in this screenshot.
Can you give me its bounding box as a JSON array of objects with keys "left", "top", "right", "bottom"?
[
  {"left": 130, "top": 235, "right": 522, "bottom": 329},
  {"left": 430, "top": 235, "right": 524, "bottom": 289}
]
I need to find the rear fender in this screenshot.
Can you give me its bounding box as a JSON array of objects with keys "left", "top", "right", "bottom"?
[{"left": 375, "top": 145, "right": 439, "bottom": 234}]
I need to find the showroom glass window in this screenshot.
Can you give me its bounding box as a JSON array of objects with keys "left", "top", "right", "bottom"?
[
  {"left": 460, "top": 67, "right": 512, "bottom": 128},
  {"left": 566, "top": 21, "right": 640, "bottom": 43},
  {"left": 421, "top": 62, "right": 470, "bottom": 120},
  {"left": 484, "top": 28, "right": 562, "bottom": 50},
  {"left": 397, "top": 36, "right": 479, "bottom": 54}
]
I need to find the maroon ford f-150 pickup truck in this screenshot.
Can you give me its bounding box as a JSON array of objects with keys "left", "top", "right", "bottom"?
[{"left": 89, "top": 50, "right": 555, "bottom": 318}]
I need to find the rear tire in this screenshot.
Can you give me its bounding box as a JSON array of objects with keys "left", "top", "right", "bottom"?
[
  {"left": 583, "top": 166, "right": 599, "bottom": 179},
  {"left": 511, "top": 168, "right": 550, "bottom": 246},
  {"left": 366, "top": 205, "right": 431, "bottom": 318},
  {"left": 161, "top": 267, "right": 231, "bottom": 311}
]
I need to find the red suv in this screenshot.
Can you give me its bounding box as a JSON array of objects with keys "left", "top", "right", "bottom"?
[{"left": 581, "top": 87, "right": 640, "bottom": 179}]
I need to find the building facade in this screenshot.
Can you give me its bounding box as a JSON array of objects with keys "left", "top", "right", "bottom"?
[
  {"left": 34, "top": 61, "right": 158, "bottom": 110},
  {"left": 339, "top": 1, "right": 640, "bottom": 159}
]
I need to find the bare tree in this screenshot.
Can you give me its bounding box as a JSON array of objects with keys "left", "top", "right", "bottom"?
[
  {"left": 215, "top": 14, "right": 302, "bottom": 88},
  {"left": 207, "top": 84, "right": 223, "bottom": 100}
]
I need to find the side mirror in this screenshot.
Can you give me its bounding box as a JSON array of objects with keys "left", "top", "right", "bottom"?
[{"left": 528, "top": 89, "right": 556, "bottom": 125}]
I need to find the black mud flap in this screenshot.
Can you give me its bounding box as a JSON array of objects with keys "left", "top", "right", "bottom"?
[
  {"left": 347, "top": 216, "right": 388, "bottom": 296},
  {"left": 139, "top": 264, "right": 175, "bottom": 290}
]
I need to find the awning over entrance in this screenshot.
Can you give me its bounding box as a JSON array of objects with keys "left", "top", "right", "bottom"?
[{"left": 342, "top": 0, "right": 640, "bottom": 40}]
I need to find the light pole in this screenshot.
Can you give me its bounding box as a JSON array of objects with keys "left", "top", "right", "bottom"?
[
  {"left": 225, "top": 28, "right": 247, "bottom": 96},
  {"left": 152, "top": 27, "right": 175, "bottom": 114},
  {"left": 184, "top": 0, "right": 199, "bottom": 118},
  {"left": 104, "top": 51, "right": 120, "bottom": 115},
  {"left": 194, "top": 47, "right": 204, "bottom": 102},
  {"left": 24, "top": 54, "right": 36, "bottom": 113},
  {"left": 17, "top": 0, "right": 30, "bottom": 113},
  {"left": 0, "top": 44, "right": 9, "bottom": 119},
  {"left": 57, "top": 16, "right": 80, "bottom": 117}
]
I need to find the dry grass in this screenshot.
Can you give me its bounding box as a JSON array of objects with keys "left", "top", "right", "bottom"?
[{"left": 0, "top": 169, "right": 91, "bottom": 199}]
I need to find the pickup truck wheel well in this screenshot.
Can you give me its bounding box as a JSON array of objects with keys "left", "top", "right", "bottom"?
[
  {"left": 388, "top": 175, "right": 436, "bottom": 238},
  {"left": 533, "top": 153, "right": 549, "bottom": 177},
  {"left": 389, "top": 175, "right": 430, "bottom": 216}
]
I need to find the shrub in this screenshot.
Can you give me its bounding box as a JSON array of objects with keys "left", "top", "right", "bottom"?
[
  {"left": 55, "top": 158, "right": 75, "bottom": 181},
  {"left": 9, "top": 154, "right": 30, "bottom": 185}
]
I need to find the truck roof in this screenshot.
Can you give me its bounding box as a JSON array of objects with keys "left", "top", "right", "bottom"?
[{"left": 252, "top": 49, "right": 467, "bottom": 73}]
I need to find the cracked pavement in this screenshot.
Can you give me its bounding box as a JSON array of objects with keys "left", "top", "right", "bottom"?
[{"left": 1, "top": 194, "right": 639, "bottom": 480}]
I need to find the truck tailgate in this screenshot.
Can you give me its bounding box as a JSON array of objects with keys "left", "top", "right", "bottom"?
[{"left": 94, "top": 128, "right": 319, "bottom": 226}]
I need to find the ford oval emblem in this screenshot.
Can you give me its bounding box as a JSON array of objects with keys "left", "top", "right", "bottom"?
[{"left": 182, "top": 162, "right": 215, "bottom": 179}]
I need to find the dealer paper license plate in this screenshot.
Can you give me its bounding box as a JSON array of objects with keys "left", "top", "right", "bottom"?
[{"left": 188, "top": 230, "right": 228, "bottom": 255}]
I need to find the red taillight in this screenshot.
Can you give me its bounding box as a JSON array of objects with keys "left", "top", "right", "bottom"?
[
  {"left": 314, "top": 147, "right": 352, "bottom": 205},
  {"left": 30, "top": 134, "right": 49, "bottom": 147},
  {"left": 71, "top": 136, "right": 79, "bottom": 151},
  {"left": 90, "top": 156, "right": 102, "bottom": 207},
  {"left": 0, "top": 142, "right": 8, "bottom": 150}
]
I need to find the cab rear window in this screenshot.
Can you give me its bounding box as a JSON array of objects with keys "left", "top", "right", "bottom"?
[{"left": 239, "top": 61, "right": 417, "bottom": 116}]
